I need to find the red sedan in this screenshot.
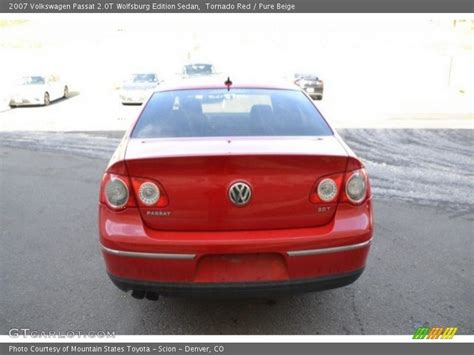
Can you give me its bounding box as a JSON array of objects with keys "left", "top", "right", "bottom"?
[{"left": 99, "top": 79, "right": 373, "bottom": 299}]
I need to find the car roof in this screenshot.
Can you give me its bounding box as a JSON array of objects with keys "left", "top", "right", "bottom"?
[
  {"left": 183, "top": 63, "right": 214, "bottom": 66},
  {"left": 155, "top": 76, "right": 301, "bottom": 93},
  {"left": 23, "top": 74, "right": 50, "bottom": 77},
  {"left": 296, "top": 73, "right": 319, "bottom": 78}
]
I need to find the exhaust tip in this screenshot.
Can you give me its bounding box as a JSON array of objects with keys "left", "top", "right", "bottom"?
[
  {"left": 131, "top": 290, "right": 145, "bottom": 299},
  {"left": 145, "top": 292, "right": 160, "bottom": 301}
]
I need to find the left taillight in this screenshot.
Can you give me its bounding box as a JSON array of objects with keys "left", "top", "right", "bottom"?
[
  {"left": 99, "top": 173, "right": 135, "bottom": 210},
  {"left": 130, "top": 177, "right": 169, "bottom": 208},
  {"left": 100, "top": 173, "right": 169, "bottom": 210}
]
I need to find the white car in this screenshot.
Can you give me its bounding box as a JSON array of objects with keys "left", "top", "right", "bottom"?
[
  {"left": 120, "top": 73, "right": 160, "bottom": 105},
  {"left": 9, "top": 74, "right": 69, "bottom": 107}
]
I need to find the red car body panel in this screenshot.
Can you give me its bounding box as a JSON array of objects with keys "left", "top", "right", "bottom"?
[
  {"left": 125, "top": 137, "right": 349, "bottom": 231},
  {"left": 100, "top": 200, "right": 372, "bottom": 283},
  {"left": 98, "top": 83, "right": 374, "bottom": 297}
]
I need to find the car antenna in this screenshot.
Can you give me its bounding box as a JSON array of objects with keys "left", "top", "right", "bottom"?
[{"left": 224, "top": 76, "right": 232, "bottom": 91}]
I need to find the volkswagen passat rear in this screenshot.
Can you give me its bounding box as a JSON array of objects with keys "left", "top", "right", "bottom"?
[{"left": 98, "top": 80, "right": 373, "bottom": 298}]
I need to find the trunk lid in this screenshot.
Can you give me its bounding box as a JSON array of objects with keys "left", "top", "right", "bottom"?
[{"left": 125, "top": 137, "right": 348, "bottom": 231}]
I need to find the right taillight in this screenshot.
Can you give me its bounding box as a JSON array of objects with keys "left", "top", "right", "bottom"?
[
  {"left": 317, "top": 178, "right": 338, "bottom": 202},
  {"left": 310, "top": 173, "right": 344, "bottom": 204},
  {"left": 342, "top": 168, "right": 369, "bottom": 205}
]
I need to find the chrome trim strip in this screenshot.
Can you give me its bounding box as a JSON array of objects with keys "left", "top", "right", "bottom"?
[
  {"left": 287, "top": 238, "right": 372, "bottom": 257},
  {"left": 100, "top": 244, "right": 195, "bottom": 260}
]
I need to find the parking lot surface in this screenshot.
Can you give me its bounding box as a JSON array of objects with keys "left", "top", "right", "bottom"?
[{"left": 0, "top": 128, "right": 472, "bottom": 335}]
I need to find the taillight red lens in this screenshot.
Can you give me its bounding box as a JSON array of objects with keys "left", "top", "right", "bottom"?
[
  {"left": 131, "top": 177, "right": 169, "bottom": 207},
  {"left": 310, "top": 173, "right": 344, "bottom": 204}
]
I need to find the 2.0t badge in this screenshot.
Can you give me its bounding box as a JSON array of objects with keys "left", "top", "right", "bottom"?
[{"left": 228, "top": 182, "right": 252, "bottom": 206}]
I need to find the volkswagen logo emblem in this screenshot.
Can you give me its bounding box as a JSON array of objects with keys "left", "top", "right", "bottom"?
[{"left": 228, "top": 182, "right": 252, "bottom": 206}]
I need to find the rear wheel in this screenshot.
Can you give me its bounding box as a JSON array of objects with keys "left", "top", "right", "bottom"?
[
  {"left": 43, "top": 92, "right": 50, "bottom": 106},
  {"left": 63, "top": 86, "right": 69, "bottom": 98}
]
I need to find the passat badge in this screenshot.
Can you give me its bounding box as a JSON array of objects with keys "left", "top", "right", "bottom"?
[{"left": 146, "top": 210, "right": 171, "bottom": 217}]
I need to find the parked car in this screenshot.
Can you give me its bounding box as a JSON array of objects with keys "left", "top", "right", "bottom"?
[
  {"left": 9, "top": 74, "right": 69, "bottom": 107},
  {"left": 119, "top": 73, "right": 160, "bottom": 105},
  {"left": 99, "top": 78, "right": 373, "bottom": 299},
  {"left": 294, "top": 73, "right": 324, "bottom": 100},
  {"left": 181, "top": 63, "right": 216, "bottom": 78}
]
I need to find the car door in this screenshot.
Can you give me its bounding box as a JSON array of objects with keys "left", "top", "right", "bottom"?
[{"left": 48, "top": 75, "right": 62, "bottom": 100}]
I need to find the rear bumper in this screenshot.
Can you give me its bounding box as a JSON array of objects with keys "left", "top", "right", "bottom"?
[
  {"left": 120, "top": 94, "right": 146, "bottom": 104},
  {"left": 108, "top": 268, "right": 365, "bottom": 298},
  {"left": 99, "top": 200, "right": 373, "bottom": 294},
  {"left": 303, "top": 87, "right": 323, "bottom": 98},
  {"left": 9, "top": 97, "right": 43, "bottom": 106},
  {"left": 121, "top": 99, "right": 143, "bottom": 105}
]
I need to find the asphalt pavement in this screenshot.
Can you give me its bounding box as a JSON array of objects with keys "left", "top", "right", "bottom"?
[{"left": 0, "top": 129, "right": 472, "bottom": 335}]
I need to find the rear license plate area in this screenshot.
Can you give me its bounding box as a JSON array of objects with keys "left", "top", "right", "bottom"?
[{"left": 194, "top": 253, "right": 289, "bottom": 283}]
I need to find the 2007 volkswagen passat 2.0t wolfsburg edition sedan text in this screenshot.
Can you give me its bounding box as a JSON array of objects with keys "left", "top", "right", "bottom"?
[{"left": 98, "top": 78, "right": 373, "bottom": 299}]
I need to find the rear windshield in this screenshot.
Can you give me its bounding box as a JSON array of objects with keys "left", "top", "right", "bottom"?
[
  {"left": 132, "top": 73, "right": 157, "bottom": 83},
  {"left": 21, "top": 76, "right": 45, "bottom": 85},
  {"left": 184, "top": 64, "right": 214, "bottom": 76},
  {"left": 131, "top": 89, "right": 332, "bottom": 138}
]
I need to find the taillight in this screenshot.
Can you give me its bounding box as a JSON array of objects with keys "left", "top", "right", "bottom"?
[
  {"left": 105, "top": 178, "right": 129, "bottom": 208},
  {"left": 341, "top": 168, "right": 369, "bottom": 205},
  {"left": 317, "top": 178, "right": 338, "bottom": 202},
  {"left": 309, "top": 168, "right": 370, "bottom": 206},
  {"left": 100, "top": 173, "right": 168, "bottom": 210},
  {"left": 100, "top": 173, "right": 135, "bottom": 210},
  {"left": 138, "top": 182, "right": 160, "bottom": 206},
  {"left": 131, "top": 177, "right": 169, "bottom": 207},
  {"left": 310, "top": 173, "right": 344, "bottom": 204}
]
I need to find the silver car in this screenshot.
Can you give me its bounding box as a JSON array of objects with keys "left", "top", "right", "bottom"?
[
  {"left": 294, "top": 73, "right": 324, "bottom": 100},
  {"left": 120, "top": 73, "right": 160, "bottom": 105},
  {"left": 9, "top": 75, "right": 69, "bottom": 107}
]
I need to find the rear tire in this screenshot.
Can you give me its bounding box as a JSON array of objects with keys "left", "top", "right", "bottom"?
[
  {"left": 43, "top": 92, "right": 50, "bottom": 106},
  {"left": 63, "top": 86, "right": 69, "bottom": 98}
]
